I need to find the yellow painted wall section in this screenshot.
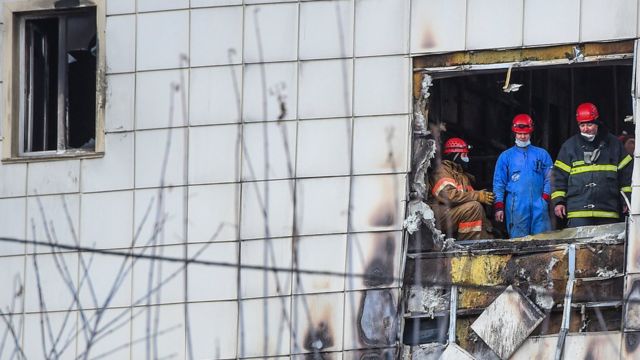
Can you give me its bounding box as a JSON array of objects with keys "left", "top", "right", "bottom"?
[{"left": 450, "top": 255, "right": 512, "bottom": 286}]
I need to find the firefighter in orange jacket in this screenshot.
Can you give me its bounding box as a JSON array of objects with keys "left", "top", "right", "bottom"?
[{"left": 429, "top": 137, "right": 495, "bottom": 240}]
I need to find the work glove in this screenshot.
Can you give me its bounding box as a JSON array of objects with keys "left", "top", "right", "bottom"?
[{"left": 476, "top": 190, "right": 495, "bottom": 205}]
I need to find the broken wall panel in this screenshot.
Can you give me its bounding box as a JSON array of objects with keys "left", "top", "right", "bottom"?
[
  {"left": 470, "top": 286, "right": 545, "bottom": 360},
  {"left": 511, "top": 332, "right": 622, "bottom": 359}
]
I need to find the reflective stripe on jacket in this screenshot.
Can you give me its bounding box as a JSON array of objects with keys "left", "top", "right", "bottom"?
[{"left": 551, "top": 132, "right": 632, "bottom": 219}]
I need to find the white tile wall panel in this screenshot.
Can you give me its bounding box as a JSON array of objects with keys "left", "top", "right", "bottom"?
[
  {"left": 294, "top": 234, "right": 346, "bottom": 294},
  {"left": 245, "top": 0, "right": 297, "bottom": 5},
  {"left": 106, "top": 0, "right": 135, "bottom": 15},
  {"left": 27, "top": 160, "right": 80, "bottom": 195},
  {"left": 291, "top": 292, "right": 344, "bottom": 353},
  {"left": 131, "top": 304, "right": 185, "bottom": 359},
  {"left": 81, "top": 132, "right": 134, "bottom": 193},
  {"left": 295, "top": 176, "right": 350, "bottom": 235},
  {"left": 581, "top": 0, "right": 638, "bottom": 42},
  {"left": 77, "top": 308, "right": 131, "bottom": 360},
  {"left": 355, "top": 0, "right": 409, "bottom": 57},
  {"left": 410, "top": 0, "right": 466, "bottom": 54},
  {"left": 187, "top": 301, "right": 238, "bottom": 359},
  {"left": 190, "top": 7, "right": 243, "bottom": 67},
  {"left": 192, "top": 0, "right": 242, "bottom": 7},
  {"left": 244, "top": 3, "right": 299, "bottom": 63},
  {"left": 105, "top": 15, "right": 135, "bottom": 74},
  {"left": 134, "top": 187, "right": 186, "bottom": 247},
  {"left": 137, "top": 11, "right": 189, "bottom": 71},
  {"left": 466, "top": 0, "right": 524, "bottom": 50},
  {"left": 294, "top": 354, "right": 343, "bottom": 360},
  {"left": 239, "top": 296, "right": 291, "bottom": 357},
  {"left": 190, "top": 66, "right": 242, "bottom": 126},
  {"left": 78, "top": 254, "right": 132, "bottom": 309},
  {"left": 299, "top": 0, "right": 353, "bottom": 60},
  {"left": 105, "top": 74, "right": 135, "bottom": 132},
  {"left": 0, "top": 256, "right": 24, "bottom": 313},
  {"left": 523, "top": 0, "right": 579, "bottom": 46},
  {"left": 0, "top": 197, "right": 25, "bottom": 256},
  {"left": 352, "top": 115, "right": 409, "bottom": 174},
  {"left": 132, "top": 245, "right": 185, "bottom": 305},
  {"left": 354, "top": 56, "right": 410, "bottom": 116},
  {"left": 242, "top": 122, "right": 297, "bottom": 181},
  {"left": 187, "top": 242, "right": 237, "bottom": 301},
  {"left": 138, "top": 0, "right": 188, "bottom": 12},
  {"left": 350, "top": 174, "right": 405, "bottom": 232},
  {"left": 135, "top": 128, "right": 187, "bottom": 188},
  {"left": 241, "top": 237, "right": 292, "bottom": 298},
  {"left": 0, "top": 161, "right": 26, "bottom": 198},
  {"left": 243, "top": 62, "right": 298, "bottom": 122},
  {"left": 0, "top": 313, "right": 22, "bottom": 359},
  {"left": 188, "top": 125, "right": 240, "bottom": 184},
  {"left": 135, "top": 69, "right": 189, "bottom": 130},
  {"left": 26, "top": 194, "right": 80, "bottom": 254},
  {"left": 296, "top": 118, "right": 351, "bottom": 178},
  {"left": 299, "top": 59, "right": 353, "bottom": 119},
  {"left": 240, "top": 180, "right": 294, "bottom": 239},
  {"left": 80, "top": 190, "right": 133, "bottom": 250},
  {"left": 188, "top": 183, "right": 239, "bottom": 243},
  {"left": 25, "top": 253, "right": 79, "bottom": 312},
  {"left": 346, "top": 231, "right": 403, "bottom": 290},
  {"left": 24, "top": 311, "right": 77, "bottom": 360}
]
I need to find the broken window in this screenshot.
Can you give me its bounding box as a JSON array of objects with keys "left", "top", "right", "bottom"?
[{"left": 3, "top": 1, "right": 105, "bottom": 160}]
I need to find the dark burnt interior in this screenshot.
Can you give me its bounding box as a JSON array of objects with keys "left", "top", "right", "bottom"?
[{"left": 428, "top": 60, "right": 634, "bottom": 232}]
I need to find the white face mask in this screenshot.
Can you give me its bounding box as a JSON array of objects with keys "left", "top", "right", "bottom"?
[
  {"left": 581, "top": 132, "right": 596, "bottom": 142},
  {"left": 453, "top": 153, "right": 469, "bottom": 163},
  {"left": 515, "top": 139, "right": 530, "bottom": 147}
]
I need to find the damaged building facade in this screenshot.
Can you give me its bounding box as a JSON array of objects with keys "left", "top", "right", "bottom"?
[{"left": 0, "top": 0, "right": 638, "bottom": 359}]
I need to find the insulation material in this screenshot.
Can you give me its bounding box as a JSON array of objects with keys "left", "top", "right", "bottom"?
[{"left": 470, "top": 285, "right": 545, "bottom": 360}]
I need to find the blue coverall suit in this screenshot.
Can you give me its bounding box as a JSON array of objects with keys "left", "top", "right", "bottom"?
[{"left": 493, "top": 145, "right": 553, "bottom": 238}]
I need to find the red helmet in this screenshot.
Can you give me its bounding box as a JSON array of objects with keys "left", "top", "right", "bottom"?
[
  {"left": 443, "top": 137, "right": 469, "bottom": 154},
  {"left": 576, "top": 102, "right": 599, "bottom": 123},
  {"left": 512, "top": 114, "right": 534, "bottom": 134}
]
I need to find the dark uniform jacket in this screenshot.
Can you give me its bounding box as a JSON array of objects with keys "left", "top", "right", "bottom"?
[{"left": 551, "top": 131, "right": 632, "bottom": 220}]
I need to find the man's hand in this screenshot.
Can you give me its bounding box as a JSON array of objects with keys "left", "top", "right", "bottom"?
[
  {"left": 495, "top": 210, "right": 504, "bottom": 222},
  {"left": 554, "top": 204, "right": 566, "bottom": 218},
  {"left": 476, "top": 190, "right": 495, "bottom": 205}
]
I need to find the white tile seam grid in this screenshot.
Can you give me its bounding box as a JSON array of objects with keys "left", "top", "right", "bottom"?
[
  {"left": 343, "top": 0, "right": 358, "bottom": 352},
  {"left": 129, "top": 0, "right": 138, "bottom": 358},
  {"left": 236, "top": 0, "right": 247, "bottom": 357}
]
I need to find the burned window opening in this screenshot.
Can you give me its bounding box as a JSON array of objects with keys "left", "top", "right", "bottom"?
[
  {"left": 424, "top": 60, "right": 634, "bottom": 239},
  {"left": 20, "top": 7, "right": 96, "bottom": 155},
  {"left": 403, "top": 46, "right": 636, "bottom": 358}
]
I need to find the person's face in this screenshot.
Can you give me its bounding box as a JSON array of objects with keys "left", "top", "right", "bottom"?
[
  {"left": 579, "top": 122, "right": 598, "bottom": 135},
  {"left": 625, "top": 138, "right": 635, "bottom": 156},
  {"left": 515, "top": 133, "right": 531, "bottom": 142}
]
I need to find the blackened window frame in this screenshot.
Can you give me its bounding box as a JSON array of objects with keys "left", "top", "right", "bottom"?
[{"left": 3, "top": 0, "right": 105, "bottom": 161}]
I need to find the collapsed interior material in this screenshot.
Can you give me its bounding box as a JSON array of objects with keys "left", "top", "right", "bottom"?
[{"left": 426, "top": 60, "right": 633, "bottom": 233}]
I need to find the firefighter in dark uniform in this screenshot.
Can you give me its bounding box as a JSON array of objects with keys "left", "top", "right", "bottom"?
[
  {"left": 552, "top": 102, "right": 633, "bottom": 227},
  {"left": 429, "top": 137, "right": 494, "bottom": 240}
]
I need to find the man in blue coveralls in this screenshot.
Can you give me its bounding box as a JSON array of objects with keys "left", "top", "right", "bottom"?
[{"left": 493, "top": 114, "right": 553, "bottom": 238}]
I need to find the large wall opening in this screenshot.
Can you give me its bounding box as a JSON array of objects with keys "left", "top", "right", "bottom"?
[{"left": 424, "top": 59, "right": 634, "bottom": 234}]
